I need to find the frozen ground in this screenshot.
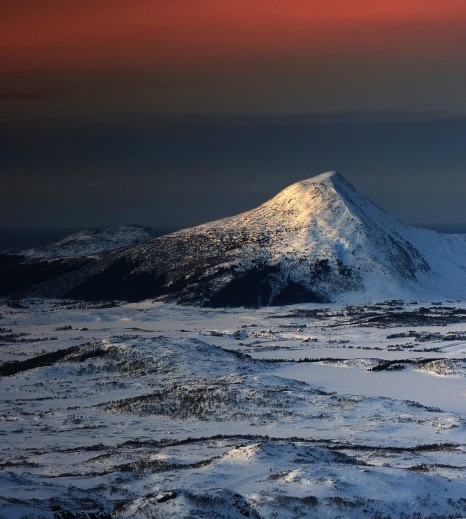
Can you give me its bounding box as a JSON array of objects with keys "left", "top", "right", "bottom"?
[{"left": 1, "top": 298, "right": 466, "bottom": 518}]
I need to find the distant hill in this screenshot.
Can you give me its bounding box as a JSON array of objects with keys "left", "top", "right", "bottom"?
[{"left": 23, "top": 225, "right": 160, "bottom": 259}]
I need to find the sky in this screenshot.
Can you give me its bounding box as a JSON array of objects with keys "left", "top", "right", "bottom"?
[{"left": 2, "top": 0, "right": 466, "bottom": 245}]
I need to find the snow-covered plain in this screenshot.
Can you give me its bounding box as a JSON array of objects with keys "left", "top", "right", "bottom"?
[{"left": 1, "top": 298, "right": 466, "bottom": 518}]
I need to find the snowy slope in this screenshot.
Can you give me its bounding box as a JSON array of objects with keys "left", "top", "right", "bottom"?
[
  {"left": 24, "top": 225, "right": 159, "bottom": 259},
  {"left": 3, "top": 171, "right": 466, "bottom": 305},
  {"left": 190, "top": 170, "right": 466, "bottom": 301}
]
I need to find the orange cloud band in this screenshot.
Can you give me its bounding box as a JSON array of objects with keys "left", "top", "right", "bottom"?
[{"left": 3, "top": 0, "right": 466, "bottom": 76}]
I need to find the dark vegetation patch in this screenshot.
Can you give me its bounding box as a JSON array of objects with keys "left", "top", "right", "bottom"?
[
  {"left": 50, "top": 300, "right": 119, "bottom": 310},
  {"left": 0, "top": 332, "right": 28, "bottom": 343},
  {"left": 50, "top": 500, "right": 111, "bottom": 519},
  {"left": 65, "top": 258, "right": 168, "bottom": 302},
  {"left": 271, "top": 308, "right": 337, "bottom": 319},
  {"left": 0, "top": 253, "right": 27, "bottom": 267},
  {"left": 106, "top": 384, "right": 240, "bottom": 419},
  {"left": 186, "top": 490, "right": 255, "bottom": 515},
  {"left": 310, "top": 258, "right": 332, "bottom": 280},
  {"left": 53, "top": 512, "right": 111, "bottom": 519},
  {"left": 104, "top": 452, "right": 222, "bottom": 475},
  {"left": 308, "top": 258, "right": 361, "bottom": 294},
  {"left": 0, "top": 257, "right": 89, "bottom": 296},
  {"left": 328, "top": 442, "right": 460, "bottom": 454},
  {"left": 206, "top": 265, "right": 280, "bottom": 308},
  {"left": 116, "top": 489, "right": 264, "bottom": 519},
  {"left": 325, "top": 496, "right": 360, "bottom": 510},
  {"left": 270, "top": 281, "right": 323, "bottom": 306},
  {"left": 349, "top": 306, "right": 466, "bottom": 328},
  {"left": 369, "top": 358, "right": 443, "bottom": 372},
  {"left": 276, "top": 304, "right": 466, "bottom": 328},
  {"left": 102, "top": 381, "right": 302, "bottom": 420},
  {"left": 387, "top": 330, "right": 466, "bottom": 342},
  {"left": 0, "top": 343, "right": 106, "bottom": 377},
  {"left": 257, "top": 356, "right": 359, "bottom": 365},
  {"left": 156, "top": 490, "right": 177, "bottom": 503}
]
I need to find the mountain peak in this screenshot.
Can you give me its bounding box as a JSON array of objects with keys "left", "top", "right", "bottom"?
[
  {"left": 268, "top": 170, "right": 350, "bottom": 204},
  {"left": 296, "top": 170, "right": 341, "bottom": 184},
  {"left": 274, "top": 170, "right": 343, "bottom": 195},
  {"left": 4, "top": 170, "right": 466, "bottom": 306},
  {"left": 250, "top": 170, "right": 362, "bottom": 232}
]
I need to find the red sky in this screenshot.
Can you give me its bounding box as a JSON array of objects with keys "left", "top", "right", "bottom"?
[
  {"left": 3, "top": 0, "right": 466, "bottom": 118},
  {"left": 4, "top": 0, "right": 466, "bottom": 74},
  {"left": 2, "top": 0, "right": 466, "bottom": 234}
]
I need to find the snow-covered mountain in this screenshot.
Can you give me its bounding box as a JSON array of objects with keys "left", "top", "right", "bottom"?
[
  {"left": 24, "top": 225, "right": 160, "bottom": 259},
  {"left": 2, "top": 171, "right": 466, "bottom": 305}
]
